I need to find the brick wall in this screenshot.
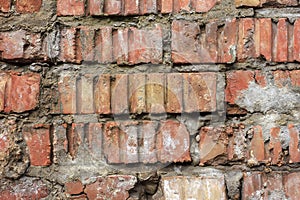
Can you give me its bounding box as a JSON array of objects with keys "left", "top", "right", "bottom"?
[{"left": 0, "top": 0, "right": 300, "bottom": 199}]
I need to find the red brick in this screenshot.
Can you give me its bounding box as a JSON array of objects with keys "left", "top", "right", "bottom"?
[
  {"left": 199, "top": 126, "right": 228, "bottom": 165},
  {"left": 88, "top": 0, "right": 103, "bottom": 15},
  {"left": 146, "top": 73, "right": 165, "bottom": 113},
  {"left": 58, "top": 73, "right": 77, "bottom": 114},
  {"left": 293, "top": 19, "right": 300, "bottom": 61},
  {"left": 111, "top": 74, "right": 129, "bottom": 114},
  {"left": 235, "top": 0, "right": 260, "bottom": 7},
  {"left": 227, "top": 124, "right": 246, "bottom": 161},
  {"left": 69, "top": 194, "right": 87, "bottom": 199},
  {"left": 119, "top": 121, "right": 139, "bottom": 163},
  {"left": 259, "top": 18, "right": 272, "bottom": 61},
  {"left": 156, "top": 120, "right": 191, "bottom": 163},
  {"left": 205, "top": 21, "right": 218, "bottom": 62},
  {"left": 16, "top": 0, "right": 42, "bottom": 13},
  {"left": 124, "top": 0, "right": 139, "bottom": 15},
  {"left": 268, "top": 127, "right": 282, "bottom": 165},
  {"left": 23, "top": 33, "right": 47, "bottom": 61},
  {"left": 171, "top": 20, "right": 201, "bottom": 63},
  {"left": 0, "top": 0, "right": 11, "bottom": 12},
  {"left": 284, "top": 172, "right": 300, "bottom": 200},
  {"left": 249, "top": 126, "right": 265, "bottom": 162},
  {"left": 84, "top": 175, "right": 136, "bottom": 199},
  {"left": 0, "top": 73, "right": 9, "bottom": 112},
  {"left": 76, "top": 74, "right": 94, "bottom": 114},
  {"left": 78, "top": 27, "right": 95, "bottom": 62},
  {"left": 87, "top": 123, "right": 103, "bottom": 160},
  {"left": 5, "top": 72, "right": 40, "bottom": 113},
  {"left": 57, "top": 0, "right": 85, "bottom": 16},
  {"left": 52, "top": 124, "right": 68, "bottom": 163},
  {"left": 242, "top": 172, "right": 263, "bottom": 199},
  {"left": 69, "top": 124, "right": 85, "bottom": 159},
  {"left": 140, "top": 0, "right": 157, "bottom": 14},
  {"left": 23, "top": 125, "right": 51, "bottom": 166},
  {"left": 192, "top": 0, "right": 217, "bottom": 12},
  {"left": 274, "top": 18, "right": 288, "bottom": 62},
  {"left": 238, "top": 18, "right": 255, "bottom": 61},
  {"left": 254, "top": 70, "right": 267, "bottom": 87},
  {"left": 128, "top": 26, "right": 162, "bottom": 64},
  {"left": 183, "top": 73, "right": 216, "bottom": 112},
  {"left": 173, "top": 0, "right": 190, "bottom": 13},
  {"left": 225, "top": 70, "right": 254, "bottom": 104},
  {"left": 161, "top": 175, "right": 226, "bottom": 199},
  {"left": 94, "top": 74, "right": 111, "bottom": 114},
  {"left": 290, "top": 70, "right": 300, "bottom": 87},
  {"left": 129, "top": 74, "right": 146, "bottom": 114},
  {"left": 140, "top": 121, "right": 158, "bottom": 163},
  {"left": 273, "top": 70, "right": 290, "bottom": 87},
  {"left": 0, "top": 30, "right": 26, "bottom": 60},
  {"left": 166, "top": 73, "right": 183, "bottom": 113},
  {"left": 95, "top": 27, "right": 113, "bottom": 63},
  {"left": 65, "top": 181, "right": 84, "bottom": 195},
  {"left": 59, "top": 28, "right": 77, "bottom": 63},
  {"left": 219, "top": 19, "right": 237, "bottom": 63},
  {"left": 113, "top": 28, "right": 129, "bottom": 64},
  {"left": 0, "top": 178, "right": 49, "bottom": 199},
  {"left": 288, "top": 124, "right": 300, "bottom": 163},
  {"left": 160, "top": 0, "right": 173, "bottom": 13},
  {"left": 103, "top": 122, "right": 121, "bottom": 163},
  {"left": 104, "top": 0, "right": 122, "bottom": 15}
]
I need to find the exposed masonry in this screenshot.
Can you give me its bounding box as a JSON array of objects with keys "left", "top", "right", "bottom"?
[{"left": 1, "top": 0, "right": 300, "bottom": 199}]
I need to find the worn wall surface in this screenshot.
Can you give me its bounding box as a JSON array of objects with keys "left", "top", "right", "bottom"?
[{"left": 0, "top": 0, "right": 300, "bottom": 199}]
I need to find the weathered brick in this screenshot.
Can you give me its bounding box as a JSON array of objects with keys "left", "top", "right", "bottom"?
[
  {"left": 173, "top": 0, "right": 190, "bottom": 13},
  {"left": 52, "top": 123, "right": 68, "bottom": 163},
  {"left": 16, "top": 0, "right": 42, "bottom": 13},
  {"left": 183, "top": 73, "right": 216, "bottom": 112},
  {"left": 166, "top": 73, "right": 183, "bottom": 113},
  {"left": 160, "top": 0, "right": 173, "bottom": 13},
  {"left": 0, "top": 0, "right": 11, "bottom": 12},
  {"left": 288, "top": 124, "right": 300, "bottom": 163},
  {"left": 293, "top": 19, "right": 300, "bottom": 62},
  {"left": 218, "top": 19, "right": 237, "bottom": 63},
  {"left": 146, "top": 73, "right": 165, "bottom": 113},
  {"left": 238, "top": 18, "right": 255, "bottom": 61},
  {"left": 87, "top": 123, "right": 103, "bottom": 160},
  {"left": 124, "top": 0, "right": 139, "bottom": 15},
  {"left": 98, "top": 27, "right": 113, "bottom": 63},
  {"left": 259, "top": 18, "right": 272, "bottom": 61},
  {"left": 261, "top": 0, "right": 298, "bottom": 6},
  {"left": 140, "top": 0, "right": 157, "bottom": 14},
  {"left": 129, "top": 74, "right": 146, "bottom": 114},
  {"left": 0, "top": 73, "right": 9, "bottom": 112},
  {"left": 65, "top": 181, "right": 84, "bottom": 195},
  {"left": 94, "top": 74, "right": 111, "bottom": 114},
  {"left": 128, "top": 26, "right": 162, "bottom": 64},
  {"left": 111, "top": 74, "right": 129, "bottom": 114},
  {"left": 273, "top": 70, "right": 290, "bottom": 87},
  {"left": 249, "top": 126, "right": 265, "bottom": 162},
  {"left": 268, "top": 127, "right": 282, "bottom": 165},
  {"left": 156, "top": 120, "right": 191, "bottom": 163},
  {"left": 57, "top": 0, "right": 85, "bottom": 16},
  {"left": 59, "top": 28, "right": 78, "bottom": 63},
  {"left": 192, "top": 0, "right": 218, "bottom": 12},
  {"left": 78, "top": 27, "right": 95, "bottom": 62},
  {"left": 199, "top": 126, "right": 228, "bottom": 165},
  {"left": 161, "top": 175, "right": 226, "bottom": 199},
  {"left": 88, "top": 0, "right": 103, "bottom": 15},
  {"left": 4, "top": 72, "right": 40, "bottom": 113},
  {"left": 0, "top": 30, "right": 26, "bottom": 60},
  {"left": 274, "top": 18, "right": 288, "bottom": 62},
  {"left": 69, "top": 123, "right": 85, "bottom": 159},
  {"left": 103, "top": 121, "right": 121, "bottom": 163},
  {"left": 84, "top": 175, "right": 136, "bottom": 199},
  {"left": 113, "top": 28, "right": 129, "bottom": 64},
  {"left": 76, "top": 74, "right": 94, "bottom": 114},
  {"left": 104, "top": 0, "right": 122, "bottom": 15},
  {"left": 227, "top": 124, "right": 246, "bottom": 161},
  {"left": 58, "top": 72, "right": 77, "bottom": 114},
  {"left": 0, "top": 178, "right": 49, "bottom": 199},
  {"left": 235, "top": 0, "right": 260, "bottom": 7},
  {"left": 225, "top": 70, "right": 254, "bottom": 104},
  {"left": 23, "top": 125, "right": 51, "bottom": 166},
  {"left": 290, "top": 70, "right": 300, "bottom": 86},
  {"left": 139, "top": 121, "right": 158, "bottom": 163},
  {"left": 284, "top": 172, "right": 300, "bottom": 200}
]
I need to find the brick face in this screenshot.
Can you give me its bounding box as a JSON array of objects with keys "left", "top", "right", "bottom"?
[
  {"left": 0, "top": 0, "right": 11, "bottom": 12},
  {"left": 55, "top": 72, "right": 217, "bottom": 114},
  {"left": 16, "top": 0, "right": 42, "bottom": 13}
]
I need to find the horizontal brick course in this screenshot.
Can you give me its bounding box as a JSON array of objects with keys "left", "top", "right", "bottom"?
[{"left": 55, "top": 72, "right": 217, "bottom": 114}]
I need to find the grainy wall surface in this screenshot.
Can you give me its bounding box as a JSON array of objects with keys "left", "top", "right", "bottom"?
[{"left": 0, "top": 0, "right": 300, "bottom": 199}]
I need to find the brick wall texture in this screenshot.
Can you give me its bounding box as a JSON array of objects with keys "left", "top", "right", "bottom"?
[{"left": 0, "top": 0, "right": 300, "bottom": 199}]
